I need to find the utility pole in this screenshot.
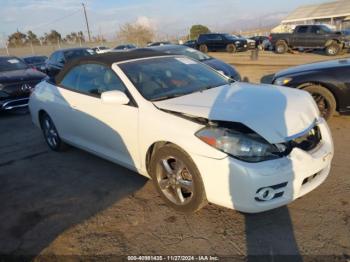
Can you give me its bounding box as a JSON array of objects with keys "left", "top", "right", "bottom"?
[{"left": 82, "top": 3, "right": 91, "bottom": 42}]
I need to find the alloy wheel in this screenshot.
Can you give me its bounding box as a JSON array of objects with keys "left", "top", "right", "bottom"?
[
  {"left": 156, "top": 156, "right": 194, "bottom": 205},
  {"left": 312, "top": 93, "right": 330, "bottom": 119},
  {"left": 43, "top": 117, "right": 59, "bottom": 148}
]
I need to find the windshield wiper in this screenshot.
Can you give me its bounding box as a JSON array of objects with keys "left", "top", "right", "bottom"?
[{"left": 151, "top": 93, "right": 187, "bottom": 101}]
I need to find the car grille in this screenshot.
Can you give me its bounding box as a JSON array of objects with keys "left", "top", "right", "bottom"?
[
  {"left": 1, "top": 80, "right": 41, "bottom": 97},
  {"left": 291, "top": 126, "right": 321, "bottom": 152},
  {"left": 278, "top": 125, "right": 322, "bottom": 156}
]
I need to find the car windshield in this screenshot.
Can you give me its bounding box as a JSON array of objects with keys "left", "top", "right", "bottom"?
[
  {"left": 119, "top": 56, "right": 229, "bottom": 101},
  {"left": 23, "top": 56, "right": 47, "bottom": 64},
  {"left": 98, "top": 46, "right": 108, "bottom": 50},
  {"left": 64, "top": 49, "right": 92, "bottom": 61},
  {"left": 0, "top": 57, "right": 28, "bottom": 72},
  {"left": 165, "top": 47, "right": 211, "bottom": 61},
  {"left": 320, "top": 25, "right": 333, "bottom": 33}
]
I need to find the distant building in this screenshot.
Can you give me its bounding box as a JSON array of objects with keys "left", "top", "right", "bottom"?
[{"left": 273, "top": 0, "right": 350, "bottom": 32}]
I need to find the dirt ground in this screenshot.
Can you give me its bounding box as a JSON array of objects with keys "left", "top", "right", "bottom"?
[{"left": 0, "top": 51, "right": 349, "bottom": 261}]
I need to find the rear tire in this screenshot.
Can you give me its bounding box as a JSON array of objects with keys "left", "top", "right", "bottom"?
[
  {"left": 275, "top": 40, "right": 288, "bottom": 54},
  {"left": 150, "top": 144, "right": 207, "bottom": 213},
  {"left": 302, "top": 85, "right": 336, "bottom": 120},
  {"left": 40, "top": 113, "right": 67, "bottom": 151},
  {"left": 325, "top": 42, "right": 340, "bottom": 56},
  {"left": 226, "top": 43, "right": 236, "bottom": 53},
  {"left": 199, "top": 44, "right": 208, "bottom": 53}
]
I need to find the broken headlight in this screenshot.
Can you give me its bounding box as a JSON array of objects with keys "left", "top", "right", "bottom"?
[{"left": 196, "top": 127, "right": 286, "bottom": 162}]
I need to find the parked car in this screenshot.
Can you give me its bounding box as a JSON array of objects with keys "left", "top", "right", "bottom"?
[
  {"left": 92, "top": 46, "right": 111, "bottom": 54},
  {"left": 46, "top": 48, "right": 93, "bottom": 77},
  {"left": 183, "top": 40, "right": 197, "bottom": 48},
  {"left": 22, "top": 55, "right": 48, "bottom": 72},
  {"left": 145, "top": 45, "right": 241, "bottom": 80},
  {"left": 272, "top": 58, "right": 350, "bottom": 120},
  {"left": 0, "top": 56, "right": 46, "bottom": 111},
  {"left": 249, "top": 36, "right": 270, "bottom": 49},
  {"left": 29, "top": 50, "right": 333, "bottom": 213},
  {"left": 147, "top": 41, "right": 171, "bottom": 47},
  {"left": 270, "top": 25, "right": 350, "bottom": 56},
  {"left": 262, "top": 38, "right": 273, "bottom": 51},
  {"left": 196, "top": 33, "right": 248, "bottom": 53},
  {"left": 244, "top": 37, "right": 256, "bottom": 49},
  {"left": 114, "top": 44, "right": 137, "bottom": 50}
]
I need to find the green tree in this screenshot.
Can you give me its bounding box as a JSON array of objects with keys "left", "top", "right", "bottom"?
[
  {"left": 117, "top": 22, "right": 154, "bottom": 46},
  {"left": 45, "top": 30, "right": 62, "bottom": 44},
  {"left": 8, "top": 31, "right": 27, "bottom": 47},
  {"left": 26, "top": 30, "right": 39, "bottom": 45},
  {"left": 64, "top": 31, "right": 85, "bottom": 43},
  {"left": 190, "top": 24, "right": 210, "bottom": 40}
]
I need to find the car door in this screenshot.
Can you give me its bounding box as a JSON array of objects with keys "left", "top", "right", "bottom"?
[
  {"left": 307, "top": 26, "right": 326, "bottom": 48},
  {"left": 66, "top": 63, "right": 140, "bottom": 170},
  {"left": 208, "top": 34, "right": 224, "bottom": 50},
  {"left": 292, "top": 26, "right": 309, "bottom": 47}
]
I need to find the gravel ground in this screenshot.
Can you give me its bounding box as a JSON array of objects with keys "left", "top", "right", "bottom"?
[{"left": 0, "top": 52, "right": 349, "bottom": 261}]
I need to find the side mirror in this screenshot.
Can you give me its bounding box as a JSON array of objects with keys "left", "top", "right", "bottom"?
[
  {"left": 101, "top": 90, "right": 130, "bottom": 105},
  {"left": 58, "top": 58, "right": 65, "bottom": 64}
]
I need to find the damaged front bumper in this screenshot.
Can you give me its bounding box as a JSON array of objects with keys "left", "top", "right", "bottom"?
[{"left": 191, "top": 117, "right": 334, "bottom": 213}]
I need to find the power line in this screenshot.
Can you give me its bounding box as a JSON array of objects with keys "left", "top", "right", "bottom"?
[{"left": 26, "top": 9, "right": 81, "bottom": 32}]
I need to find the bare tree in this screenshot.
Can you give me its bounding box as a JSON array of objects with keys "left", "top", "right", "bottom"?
[{"left": 117, "top": 23, "right": 154, "bottom": 46}]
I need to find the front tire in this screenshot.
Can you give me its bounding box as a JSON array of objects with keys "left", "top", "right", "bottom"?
[
  {"left": 226, "top": 43, "right": 236, "bottom": 53},
  {"left": 275, "top": 40, "right": 288, "bottom": 54},
  {"left": 303, "top": 85, "right": 336, "bottom": 120},
  {"left": 150, "top": 144, "right": 207, "bottom": 213},
  {"left": 325, "top": 42, "right": 340, "bottom": 56},
  {"left": 40, "top": 113, "right": 67, "bottom": 151},
  {"left": 199, "top": 44, "right": 208, "bottom": 53}
]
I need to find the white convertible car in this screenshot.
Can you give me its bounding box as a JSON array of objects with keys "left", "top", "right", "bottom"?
[{"left": 29, "top": 50, "right": 334, "bottom": 213}]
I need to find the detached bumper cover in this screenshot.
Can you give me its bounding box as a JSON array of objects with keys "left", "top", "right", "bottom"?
[{"left": 192, "top": 118, "right": 333, "bottom": 213}]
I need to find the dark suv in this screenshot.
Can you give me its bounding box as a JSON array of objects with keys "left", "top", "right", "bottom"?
[
  {"left": 197, "top": 33, "right": 248, "bottom": 53},
  {"left": 46, "top": 48, "right": 93, "bottom": 77}
]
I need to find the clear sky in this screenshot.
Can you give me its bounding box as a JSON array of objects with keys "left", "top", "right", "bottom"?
[{"left": 0, "top": 0, "right": 331, "bottom": 40}]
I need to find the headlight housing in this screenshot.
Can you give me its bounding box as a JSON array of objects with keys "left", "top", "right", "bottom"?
[
  {"left": 273, "top": 77, "right": 292, "bottom": 86},
  {"left": 235, "top": 41, "right": 240, "bottom": 45},
  {"left": 196, "top": 127, "right": 287, "bottom": 162}
]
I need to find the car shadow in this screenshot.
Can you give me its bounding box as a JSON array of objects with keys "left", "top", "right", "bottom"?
[
  {"left": 0, "top": 88, "right": 148, "bottom": 258},
  {"left": 207, "top": 83, "right": 302, "bottom": 260}
]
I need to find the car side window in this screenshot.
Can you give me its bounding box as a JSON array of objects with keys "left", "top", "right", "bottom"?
[
  {"left": 310, "top": 26, "right": 323, "bottom": 34},
  {"left": 208, "top": 34, "right": 222, "bottom": 41},
  {"left": 76, "top": 64, "right": 127, "bottom": 96},
  {"left": 60, "top": 66, "right": 81, "bottom": 90},
  {"left": 56, "top": 52, "right": 65, "bottom": 64},
  {"left": 297, "top": 26, "right": 308, "bottom": 34},
  {"left": 49, "top": 52, "right": 58, "bottom": 63}
]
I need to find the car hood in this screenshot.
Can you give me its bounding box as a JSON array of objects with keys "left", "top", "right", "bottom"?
[
  {"left": 274, "top": 58, "right": 350, "bottom": 79},
  {"left": 203, "top": 58, "right": 241, "bottom": 81},
  {"left": 154, "top": 82, "right": 319, "bottom": 144},
  {"left": 0, "top": 68, "right": 46, "bottom": 84}
]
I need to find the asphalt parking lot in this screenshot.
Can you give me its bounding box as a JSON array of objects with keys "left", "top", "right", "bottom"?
[{"left": 0, "top": 52, "right": 349, "bottom": 260}]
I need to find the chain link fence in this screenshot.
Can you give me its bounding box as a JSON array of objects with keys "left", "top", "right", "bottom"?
[{"left": 0, "top": 41, "right": 122, "bottom": 57}]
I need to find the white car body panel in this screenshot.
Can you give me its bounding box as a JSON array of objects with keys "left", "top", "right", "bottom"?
[
  {"left": 154, "top": 82, "right": 320, "bottom": 144},
  {"left": 29, "top": 55, "right": 334, "bottom": 213}
]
